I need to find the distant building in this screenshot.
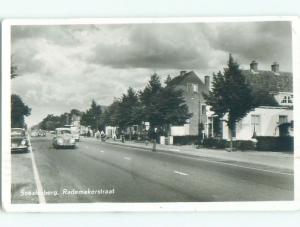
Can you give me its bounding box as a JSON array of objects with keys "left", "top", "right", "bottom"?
[
  {"left": 168, "top": 71, "right": 210, "bottom": 136},
  {"left": 71, "top": 114, "right": 81, "bottom": 127}
]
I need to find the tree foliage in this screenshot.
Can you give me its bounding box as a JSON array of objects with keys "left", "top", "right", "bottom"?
[
  {"left": 140, "top": 73, "right": 164, "bottom": 127},
  {"left": 100, "top": 73, "right": 191, "bottom": 137},
  {"left": 118, "top": 87, "right": 143, "bottom": 129},
  {"left": 11, "top": 94, "right": 31, "bottom": 128},
  {"left": 102, "top": 99, "right": 122, "bottom": 127},
  {"left": 80, "top": 100, "right": 102, "bottom": 130},
  {"left": 11, "top": 63, "right": 31, "bottom": 128},
  {"left": 203, "top": 54, "right": 255, "bottom": 147},
  {"left": 139, "top": 73, "right": 192, "bottom": 134},
  {"left": 39, "top": 109, "right": 82, "bottom": 130},
  {"left": 39, "top": 114, "right": 65, "bottom": 131}
]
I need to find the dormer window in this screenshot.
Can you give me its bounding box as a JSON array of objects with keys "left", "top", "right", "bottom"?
[
  {"left": 281, "top": 96, "right": 287, "bottom": 103},
  {"left": 281, "top": 95, "right": 293, "bottom": 104}
]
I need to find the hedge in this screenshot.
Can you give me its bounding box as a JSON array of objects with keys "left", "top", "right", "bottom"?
[
  {"left": 202, "top": 138, "right": 227, "bottom": 149},
  {"left": 256, "top": 136, "right": 293, "bottom": 152},
  {"left": 169, "top": 135, "right": 293, "bottom": 152},
  {"left": 173, "top": 137, "right": 255, "bottom": 150},
  {"left": 173, "top": 136, "right": 201, "bottom": 145}
]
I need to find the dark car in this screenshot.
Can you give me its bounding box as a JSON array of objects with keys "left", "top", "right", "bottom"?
[
  {"left": 11, "top": 128, "right": 29, "bottom": 153},
  {"left": 52, "top": 128, "right": 76, "bottom": 149}
]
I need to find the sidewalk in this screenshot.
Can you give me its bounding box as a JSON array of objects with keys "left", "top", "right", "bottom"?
[{"left": 103, "top": 138, "right": 294, "bottom": 172}]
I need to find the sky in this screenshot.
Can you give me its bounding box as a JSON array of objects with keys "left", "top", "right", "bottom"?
[{"left": 11, "top": 21, "right": 293, "bottom": 127}]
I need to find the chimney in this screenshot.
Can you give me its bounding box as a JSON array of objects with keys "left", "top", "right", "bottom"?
[
  {"left": 250, "top": 60, "right": 258, "bottom": 71},
  {"left": 271, "top": 62, "right": 279, "bottom": 73},
  {"left": 180, "top": 70, "right": 186, "bottom": 76},
  {"left": 204, "top": 75, "right": 210, "bottom": 90}
]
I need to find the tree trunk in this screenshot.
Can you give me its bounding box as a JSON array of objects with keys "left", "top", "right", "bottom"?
[
  {"left": 228, "top": 127, "right": 233, "bottom": 152},
  {"left": 152, "top": 139, "right": 156, "bottom": 152},
  {"left": 227, "top": 116, "right": 234, "bottom": 152}
]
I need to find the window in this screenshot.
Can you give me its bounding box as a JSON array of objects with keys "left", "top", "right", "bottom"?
[
  {"left": 192, "top": 84, "right": 198, "bottom": 93},
  {"left": 279, "top": 115, "right": 288, "bottom": 124},
  {"left": 251, "top": 114, "right": 261, "bottom": 135},
  {"left": 281, "top": 96, "right": 287, "bottom": 103},
  {"left": 281, "top": 95, "right": 293, "bottom": 104},
  {"left": 187, "top": 83, "right": 198, "bottom": 93},
  {"left": 201, "top": 104, "right": 206, "bottom": 115}
]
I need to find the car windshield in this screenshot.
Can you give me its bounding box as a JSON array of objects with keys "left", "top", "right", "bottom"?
[
  {"left": 11, "top": 129, "right": 25, "bottom": 137},
  {"left": 57, "top": 130, "right": 71, "bottom": 135}
]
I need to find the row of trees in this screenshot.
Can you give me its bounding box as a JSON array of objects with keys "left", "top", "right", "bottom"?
[
  {"left": 38, "top": 54, "right": 279, "bottom": 150},
  {"left": 39, "top": 110, "right": 80, "bottom": 131},
  {"left": 38, "top": 73, "right": 191, "bottom": 136},
  {"left": 38, "top": 102, "right": 103, "bottom": 131},
  {"left": 101, "top": 74, "right": 192, "bottom": 136}
]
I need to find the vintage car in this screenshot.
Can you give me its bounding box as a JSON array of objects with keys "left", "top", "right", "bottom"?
[
  {"left": 31, "top": 130, "right": 39, "bottom": 137},
  {"left": 52, "top": 128, "right": 76, "bottom": 149},
  {"left": 11, "top": 128, "right": 29, "bottom": 153},
  {"left": 38, "top": 130, "right": 46, "bottom": 137}
]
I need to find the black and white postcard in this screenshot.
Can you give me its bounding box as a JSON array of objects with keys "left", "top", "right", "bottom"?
[{"left": 2, "top": 17, "right": 300, "bottom": 212}]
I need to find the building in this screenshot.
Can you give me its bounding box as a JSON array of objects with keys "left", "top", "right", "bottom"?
[
  {"left": 220, "top": 61, "right": 293, "bottom": 141},
  {"left": 168, "top": 71, "right": 210, "bottom": 136},
  {"left": 222, "top": 106, "right": 293, "bottom": 140}
]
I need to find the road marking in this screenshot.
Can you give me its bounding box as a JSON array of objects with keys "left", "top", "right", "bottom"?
[
  {"left": 107, "top": 142, "right": 293, "bottom": 176},
  {"left": 197, "top": 158, "right": 294, "bottom": 176},
  {"left": 124, "top": 157, "right": 131, "bottom": 161},
  {"left": 28, "top": 137, "right": 46, "bottom": 204},
  {"left": 174, "top": 170, "right": 188, "bottom": 176}
]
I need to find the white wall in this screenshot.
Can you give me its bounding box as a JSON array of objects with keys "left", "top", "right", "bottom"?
[
  {"left": 222, "top": 107, "right": 293, "bottom": 140},
  {"left": 170, "top": 124, "right": 190, "bottom": 136}
]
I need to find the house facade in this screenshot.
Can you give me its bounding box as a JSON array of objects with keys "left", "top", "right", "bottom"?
[
  {"left": 168, "top": 71, "right": 210, "bottom": 136},
  {"left": 220, "top": 61, "right": 293, "bottom": 141},
  {"left": 162, "top": 61, "right": 293, "bottom": 142}
]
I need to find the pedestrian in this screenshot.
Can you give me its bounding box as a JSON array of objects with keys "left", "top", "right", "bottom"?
[
  {"left": 100, "top": 130, "right": 106, "bottom": 141},
  {"left": 149, "top": 128, "right": 157, "bottom": 152},
  {"left": 121, "top": 130, "right": 125, "bottom": 143},
  {"left": 95, "top": 130, "right": 100, "bottom": 139}
]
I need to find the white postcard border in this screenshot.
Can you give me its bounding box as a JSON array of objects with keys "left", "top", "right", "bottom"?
[{"left": 2, "top": 16, "right": 300, "bottom": 212}]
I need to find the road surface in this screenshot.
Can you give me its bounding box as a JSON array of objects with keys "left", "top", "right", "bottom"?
[{"left": 11, "top": 135, "right": 294, "bottom": 203}]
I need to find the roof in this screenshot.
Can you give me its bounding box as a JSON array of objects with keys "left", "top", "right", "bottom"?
[
  {"left": 242, "top": 70, "right": 293, "bottom": 93},
  {"left": 56, "top": 128, "right": 71, "bottom": 131},
  {"left": 168, "top": 71, "right": 209, "bottom": 93}
]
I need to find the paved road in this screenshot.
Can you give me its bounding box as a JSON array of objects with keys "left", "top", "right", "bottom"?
[{"left": 12, "top": 135, "right": 294, "bottom": 203}]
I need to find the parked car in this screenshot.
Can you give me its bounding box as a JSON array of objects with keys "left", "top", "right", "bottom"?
[
  {"left": 38, "top": 130, "right": 46, "bottom": 137},
  {"left": 11, "top": 128, "right": 29, "bottom": 153},
  {"left": 31, "top": 130, "right": 39, "bottom": 137},
  {"left": 52, "top": 128, "right": 76, "bottom": 149}
]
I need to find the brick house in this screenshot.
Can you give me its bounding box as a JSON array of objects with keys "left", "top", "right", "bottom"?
[{"left": 168, "top": 71, "right": 210, "bottom": 136}]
